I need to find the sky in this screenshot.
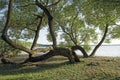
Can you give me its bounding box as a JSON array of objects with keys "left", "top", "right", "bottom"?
[{"left": 35, "top": 28, "right": 120, "bottom": 45}]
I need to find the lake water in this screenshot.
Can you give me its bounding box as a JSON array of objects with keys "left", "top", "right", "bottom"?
[
  {"left": 76, "top": 45, "right": 120, "bottom": 57},
  {"left": 22, "top": 45, "right": 120, "bottom": 57}
]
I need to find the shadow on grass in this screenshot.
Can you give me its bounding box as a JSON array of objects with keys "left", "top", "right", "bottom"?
[{"left": 0, "top": 60, "right": 74, "bottom": 76}]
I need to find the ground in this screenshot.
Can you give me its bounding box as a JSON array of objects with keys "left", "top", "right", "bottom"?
[{"left": 0, "top": 55, "right": 120, "bottom": 80}]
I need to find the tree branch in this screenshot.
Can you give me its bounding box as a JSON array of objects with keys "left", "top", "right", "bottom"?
[
  {"left": 2, "top": 0, "right": 34, "bottom": 55},
  {"left": 30, "top": 13, "right": 44, "bottom": 50},
  {"left": 47, "top": 0, "right": 61, "bottom": 7},
  {"left": 17, "top": 3, "right": 35, "bottom": 7},
  {"left": 60, "top": 25, "right": 77, "bottom": 45}
]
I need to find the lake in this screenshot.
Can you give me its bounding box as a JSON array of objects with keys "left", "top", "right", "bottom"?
[
  {"left": 24, "top": 44, "right": 120, "bottom": 57},
  {"left": 76, "top": 45, "right": 120, "bottom": 57}
]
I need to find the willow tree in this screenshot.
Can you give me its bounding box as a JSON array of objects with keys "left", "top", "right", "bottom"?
[
  {"left": 50, "top": 0, "right": 98, "bottom": 58},
  {"left": 81, "top": 0, "right": 120, "bottom": 56},
  {"left": 51, "top": 1, "right": 91, "bottom": 57},
  {"left": 1, "top": 0, "right": 77, "bottom": 64},
  {"left": 52, "top": 0, "right": 120, "bottom": 57}
]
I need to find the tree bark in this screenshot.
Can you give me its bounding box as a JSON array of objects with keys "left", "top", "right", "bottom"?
[
  {"left": 30, "top": 17, "right": 43, "bottom": 50},
  {"left": 72, "top": 50, "right": 80, "bottom": 62},
  {"left": 22, "top": 47, "right": 75, "bottom": 64},
  {"left": 89, "top": 24, "right": 109, "bottom": 57},
  {"left": 71, "top": 45, "right": 88, "bottom": 58},
  {"left": 29, "top": 14, "right": 44, "bottom": 58},
  {"left": 35, "top": 0, "right": 57, "bottom": 48},
  {"left": 1, "top": 47, "right": 78, "bottom": 64}
]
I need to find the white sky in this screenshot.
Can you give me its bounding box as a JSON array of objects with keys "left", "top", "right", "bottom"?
[{"left": 36, "top": 28, "right": 120, "bottom": 45}]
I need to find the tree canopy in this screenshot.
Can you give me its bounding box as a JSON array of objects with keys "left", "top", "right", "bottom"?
[{"left": 0, "top": 0, "right": 120, "bottom": 64}]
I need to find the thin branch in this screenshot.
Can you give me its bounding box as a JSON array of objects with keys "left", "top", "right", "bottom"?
[
  {"left": 17, "top": 3, "right": 35, "bottom": 7},
  {"left": 34, "top": 14, "right": 43, "bottom": 19},
  {"left": 60, "top": 25, "right": 77, "bottom": 45},
  {"left": 30, "top": 13, "right": 44, "bottom": 50},
  {"left": 70, "top": 13, "right": 79, "bottom": 45},
  {"left": 24, "top": 14, "right": 44, "bottom": 32},
  {"left": 71, "top": 13, "right": 78, "bottom": 27},
  {"left": 25, "top": 27, "right": 36, "bottom": 32},
  {"left": 47, "top": 0, "right": 61, "bottom": 7}
]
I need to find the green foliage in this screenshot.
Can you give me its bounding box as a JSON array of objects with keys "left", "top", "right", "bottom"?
[
  {"left": 13, "top": 40, "right": 32, "bottom": 48},
  {"left": 0, "top": 38, "right": 20, "bottom": 57},
  {"left": 8, "top": 1, "right": 38, "bottom": 40},
  {"left": 81, "top": 0, "right": 120, "bottom": 41},
  {"left": 0, "top": 0, "right": 120, "bottom": 54},
  {"left": 110, "top": 25, "right": 120, "bottom": 39},
  {"left": 47, "top": 30, "right": 57, "bottom": 42},
  {"left": 82, "top": 0, "right": 120, "bottom": 25},
  {"left": 0, "top": 0, "right": 7, "bottom": 10},
  {"left": 52, "top": 0, "right": 98, "bottom": 51}
]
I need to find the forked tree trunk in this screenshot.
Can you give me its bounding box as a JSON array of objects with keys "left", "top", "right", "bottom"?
[
  {"left": 89, "top": 24, "right": 109, "bottom": 57},
  {"left": 35, "top": 0, "right": 57, "bottom": 48}
]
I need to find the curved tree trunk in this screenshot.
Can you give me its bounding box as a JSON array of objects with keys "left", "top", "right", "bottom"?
[
  {"left": 71, "top": 45, "right": 88, "bottom": 58},
  {"left": 35, "top": 0, "right": 57, "bottom": 48},
  {"left": 1, "top": 47, "right": 79, "bottom": 64},
  {"left": 89, "top": 24, "right": 109, "bottom": 57},
  {"left": 22, "top": 47, "right": 75, "bottom": 64},
  {"left": 1, "top": 0, "right": 34, "bottom": 55}
]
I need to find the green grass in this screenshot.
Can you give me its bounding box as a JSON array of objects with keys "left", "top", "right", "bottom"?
[{"left": 0, "top": 56, "right": 120, "bottom": 80}]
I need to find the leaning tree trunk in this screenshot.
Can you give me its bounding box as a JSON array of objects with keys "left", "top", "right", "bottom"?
[
  {"left": 35, "top": 0, "right": 57, "bottom": 48},
  {"left": 1, "top": 47, "right": 77, "bottom": 64},
  {"left": 89, "top": 24, "right": 109, "bottom": 57},
  {"left": 22, "top": 47, "right": 75, "bottom": 64}
]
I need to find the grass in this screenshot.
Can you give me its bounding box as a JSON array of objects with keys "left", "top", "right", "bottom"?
[{"left": 0, "top": 56, "right": 120, "bottom": 80}]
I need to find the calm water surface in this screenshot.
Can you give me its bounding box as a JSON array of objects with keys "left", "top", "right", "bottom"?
[{"left": 76, "top": 45, "right": 120, "bottom": 57}]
